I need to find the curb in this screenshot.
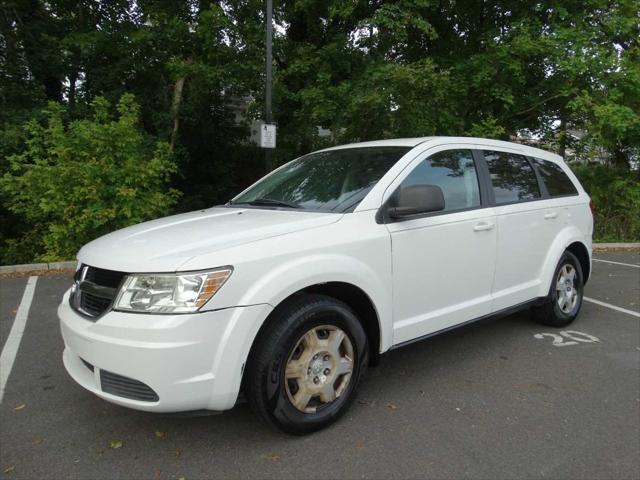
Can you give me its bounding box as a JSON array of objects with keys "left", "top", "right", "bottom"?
[
  {"left": 592, "top": 243, "right": 640, "bottom": 251},
  {"left": 1, "top": 242, "right": 638, "bottom": 275},
  {"left": 0, "top": 261, "right": 77, "bottom": 274}
]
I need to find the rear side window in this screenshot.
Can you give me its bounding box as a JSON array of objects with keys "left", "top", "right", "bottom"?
[
  {"left": 483, "top": 151, "right": 540, "bottom": 204},
  {"left": 533, "top": 158, "right": 578, "bottom": 197},
  {"left": 399, "top": 149, "right": 481, "bottom": 212}
]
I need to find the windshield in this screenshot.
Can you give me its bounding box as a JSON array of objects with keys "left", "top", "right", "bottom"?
[{"left": 231, "top": 146, "right": 411, "bottom": 212}]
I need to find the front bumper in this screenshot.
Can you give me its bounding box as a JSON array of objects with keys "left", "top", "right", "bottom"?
[{"left": 58, "top": 289, "right": 272, "bottom": 412}]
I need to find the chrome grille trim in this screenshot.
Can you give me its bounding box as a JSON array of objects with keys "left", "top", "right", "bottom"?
[{"left": 70, "top": 265, "right": 127, "bottom": 320}]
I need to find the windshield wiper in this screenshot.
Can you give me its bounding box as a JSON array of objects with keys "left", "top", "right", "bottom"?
[{"left": 231, "top": 198, "right": 301, "bottom": 209}]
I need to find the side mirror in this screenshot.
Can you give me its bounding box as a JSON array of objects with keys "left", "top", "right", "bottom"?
[{"left": 388, "top": 184, "right": 445, "bottom": 219}]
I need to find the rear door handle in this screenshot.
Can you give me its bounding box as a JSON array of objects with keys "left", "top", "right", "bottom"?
[
  {"left": 473, "top": 222, "right": 495, "bottom": 232},
  {"left": 544, "top": 211, "right": 558, "bottom": 220}
]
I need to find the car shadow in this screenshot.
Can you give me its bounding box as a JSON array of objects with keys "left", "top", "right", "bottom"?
[{"left": 98, "top": 310, "right": 535, "bottom": 442}]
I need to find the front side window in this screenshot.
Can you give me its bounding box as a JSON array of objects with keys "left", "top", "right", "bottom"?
[
  {"left": 231, "top": 147, "right": 410, "bottom": 212},
  {"left": 398, "top": 149, "right": 481, "bottom": 212},
  {"left": 533, "top": 158, "right": 578, "bottom": 197},
  {"left": 484, "top": 151, "right": 540, "bottom": 204}
]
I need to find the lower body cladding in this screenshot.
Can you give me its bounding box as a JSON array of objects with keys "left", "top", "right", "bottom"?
[{"left": 58, "top": 289, "right": 272, "bottom": 412}]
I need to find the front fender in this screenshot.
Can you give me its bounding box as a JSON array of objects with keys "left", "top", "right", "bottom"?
[{"left": 238, "top": 253, "right": 392, "bottom": 353}]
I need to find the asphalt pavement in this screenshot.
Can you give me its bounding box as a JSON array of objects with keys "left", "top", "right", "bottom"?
[{"left": 0, "top": 252, "right": 638, "bottom": 480}]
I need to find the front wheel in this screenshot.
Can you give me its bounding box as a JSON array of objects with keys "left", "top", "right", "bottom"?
[
  {"left": 244, "top": 294, "right": 368, "bottom": 434},
  {"left": 532, "top": 251, "right": 584, "bottom": 327}
]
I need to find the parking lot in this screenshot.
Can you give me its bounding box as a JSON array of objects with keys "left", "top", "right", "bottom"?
[{"left": 1, "top": 251, "right": 638, "bottom": 480}]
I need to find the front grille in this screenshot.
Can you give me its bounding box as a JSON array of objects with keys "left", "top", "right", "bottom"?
[
  {"left": 100, "top": 369, "right": 159, "bottom": 402},
  {"left": 80, "top": 292, "right": 112, "bottom": 317},
  {"left": 70, "top": 265, "right": 126, "bottom": 319},
  {"left": 84, "top": 266, "right": 127, "bottom": 288}
]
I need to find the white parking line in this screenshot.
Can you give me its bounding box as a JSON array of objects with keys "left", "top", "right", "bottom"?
[
  {"left": 0, "top": 276, "right": 38, "bottom": 403},
  {"left": 584, "top": 296, "right": 640, "bottom": 318},
  {"left": 592, "top": 258, "right": 640, "bottom": 268}
]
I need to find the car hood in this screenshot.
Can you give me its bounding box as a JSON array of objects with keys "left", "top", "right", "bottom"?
[{"left": 78, "top": 207, "right": 342, "bottom": 272}]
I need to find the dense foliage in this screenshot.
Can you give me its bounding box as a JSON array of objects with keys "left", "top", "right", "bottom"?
[
  {"left": 572, "top": 165, "right": 640, "bottom": 242},
  {"left": 1, "top": 0, "right": 639, "bottom": 262},
  {"left": 0, "top": 95, "right": 179, "bottom": 262}
]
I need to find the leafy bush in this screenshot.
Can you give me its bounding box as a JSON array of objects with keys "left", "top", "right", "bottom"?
[
  {"left": 1, "top": 94, "right": 180, "bottom": 263},
  {"left": 571, "top": 164, "right": 640, "bottom": 242}
]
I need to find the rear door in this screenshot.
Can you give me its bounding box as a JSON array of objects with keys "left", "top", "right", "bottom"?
[
  {"left": 387, "top": 147, "right": 497, "bottom": 345},
  {"left": 481, "top": 149, "right": 559, "bottom": 311}
]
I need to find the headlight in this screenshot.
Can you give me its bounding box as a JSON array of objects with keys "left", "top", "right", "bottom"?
[{"left": 114, "top": 267, "right": 232, "bottom": 314}]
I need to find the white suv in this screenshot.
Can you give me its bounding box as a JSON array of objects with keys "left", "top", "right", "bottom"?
[{"left": 58, "top": 137, "right": 593, "bottom": 434}]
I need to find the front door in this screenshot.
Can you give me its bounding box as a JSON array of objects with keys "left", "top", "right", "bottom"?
[{"left": 388, "top": 148, "right": 497, "bottom": 345}]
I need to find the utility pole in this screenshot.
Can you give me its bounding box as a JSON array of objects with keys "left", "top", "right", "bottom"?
[{"left": 264, "top": 0, "right": 273, "bottom": 173}]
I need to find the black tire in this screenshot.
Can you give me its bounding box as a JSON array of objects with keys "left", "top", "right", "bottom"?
[
  {"left": 244, "top": 294, "right": 368, "bottom": 435},
  {"left": 532, "top": 250, "right": 584, "bottom": 327}
]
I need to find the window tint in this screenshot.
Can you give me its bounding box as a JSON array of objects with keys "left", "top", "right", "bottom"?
[
  {"left": 484, "top": 151, "right": 540, "bottom": 204},
  {"left": 533, "top": 158, "right": 578, "bottom": 197},
  {"left": 399, "top": 149, "right": 480, "bottom": 212}
]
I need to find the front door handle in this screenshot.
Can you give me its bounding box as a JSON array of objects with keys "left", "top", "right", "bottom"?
[
  {"left": 473, "top": 222, "right": 495, "bottom": 232},
  {"left": 544, "top": 211, "right": 558, "bottom": 220}
]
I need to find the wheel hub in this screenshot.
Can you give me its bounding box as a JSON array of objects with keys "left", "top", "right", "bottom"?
[{"left": 310, "top": 355, "right": 329, "bottom": 376}]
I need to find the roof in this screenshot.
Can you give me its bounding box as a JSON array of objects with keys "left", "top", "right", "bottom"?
[
  {"left": 322, "top": 137, "right": 434, "bottom": 150},
  {"left": 322, "top": 136, "right": 563, "bottom": 162}
]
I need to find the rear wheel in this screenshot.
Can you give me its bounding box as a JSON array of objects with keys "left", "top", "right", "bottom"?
[
  {"left": 244, "top": 294, "right": 368, "bottom": 434},
  {"left": 532, "top": 251, "right": 584, "bottom": 327}
]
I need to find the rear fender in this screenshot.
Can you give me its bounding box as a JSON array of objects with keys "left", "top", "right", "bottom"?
[{"left": 537, "top": 227, "right": 591, "bottom": 298}]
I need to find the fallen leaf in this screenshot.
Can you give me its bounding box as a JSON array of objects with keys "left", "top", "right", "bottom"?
[
  {"left": 175, "top": 448, "right": 182, "bottom": 458},
  {"left": 261, "top": 453, "right": 280, "bottom": 461},
  {"left": 154, "top": 431, "right": 167, "bottom": 439},
  {"left": 384, "top": 403, "right": 398, "bottom": 410},
  {"left": 4, "top": 466, "right": 15, "bottom": 474},
  {"left": 13, "top": 404, "right": 25, "bottom": 411},
  {"left": 32, "top": 437, "right": 43, "bottom": 445},
  {"left": 109, "top": 440, "right": 123, "bottom": 449}
]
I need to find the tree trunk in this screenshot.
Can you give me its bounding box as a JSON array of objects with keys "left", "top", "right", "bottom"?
[
  {"left": 557, "top": 118, "right": 567, "bottom": 158},
  {"left": 169, "top": 75, "right": 186, "bottom": 152},
  {"left": 68, "top": 70, "right": 78, "bottom": 110}
]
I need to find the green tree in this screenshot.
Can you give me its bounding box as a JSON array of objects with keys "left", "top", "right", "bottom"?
[
  {"left": 2, "top": 0, "right": 639, "bottom": 262},
  {"left": 270, "top": 0, "right": 640, "bottom": 166},
  {"left": 0, "top": 94, "right": 179, "bottom": 262},
  {"left": 572, "top": 165, "right": 640, "bottom": 241}
]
